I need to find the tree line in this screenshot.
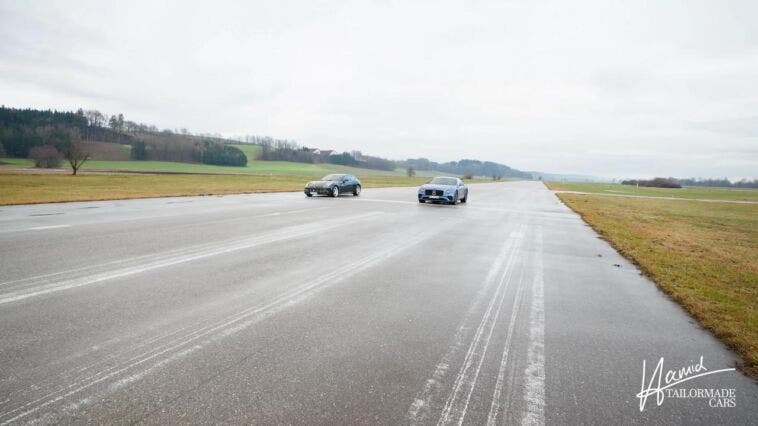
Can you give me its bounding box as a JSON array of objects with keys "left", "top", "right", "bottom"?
[
  {"left": 1, "top": 106, "right": 539, "bottom": 177},
  {"left": 0, "top": 106, "right": 246, "bottom": 169},
  {"left": 621, "top": 177, "right": 758, "bottom": 189},
  {"left": 677, "top": 178, "right": 758, "bottom": 189},
  {"left": 258, "top": 141, "right": 397, "bottom": 171}
]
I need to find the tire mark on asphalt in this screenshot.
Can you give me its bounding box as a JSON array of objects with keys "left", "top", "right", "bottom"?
[
  {"left": 407, "top": 224, "right": 524, "bottom": 425},
  {"left": 437, "top": 227, "right": 524, "bottom": 426},
  {"left": 0, "top": 224, "right": 451, "bottom": 424},
  {"left": 486, "top": 266, "right": 526, "bottom": 425},
  {"left": 0, "top": 212, "right": 381, "bottom": 305}
]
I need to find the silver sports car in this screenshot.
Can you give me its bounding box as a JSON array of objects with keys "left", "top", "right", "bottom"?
[{"left": 417, "top": 176, "right": 468, "bottom": 204}]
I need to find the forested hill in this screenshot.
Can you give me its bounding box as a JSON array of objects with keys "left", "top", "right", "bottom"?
[{"left": 400, "top": 158, "right": 532, "bottom": 179}]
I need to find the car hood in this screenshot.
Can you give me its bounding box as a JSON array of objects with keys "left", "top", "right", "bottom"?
[
  {"left": 419, "top": 184, "right": 456, "bottom": 191},
  {"left": 306, "top": 180, "right": 337, "bottom": 188}
]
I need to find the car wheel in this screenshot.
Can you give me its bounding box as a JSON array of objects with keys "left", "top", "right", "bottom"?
[
  {"left": 450, "top": 191, "right": 458, "bottom": 205},
  {"left": 305, "top": 192, "right": 313, "bottom": 197},
  {"left": 460, "top": 192, "right": 467, "bottom": 203},
  {"left": 331, "top": 186, "right": 339, "bottom": 197},
  {"left": 418, "top": 199, "right": 425, "bottom": 203},
  {"left": 353, "top": 185, "right": 361, "bottom": 196}
]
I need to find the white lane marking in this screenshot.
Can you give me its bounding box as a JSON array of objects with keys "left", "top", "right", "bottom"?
[
  {"left": 0, "top": 212, "right": 382, "bottom": 305},
  {"left": 356, "top": 198, "right": 419, "bottom": 205},
  {"left": 0, "top": 230, "right": 437, "bottom": 425},
  {"left": 486, "top": 267, "right": 526, "bottom": 425},
  {"left": 437, "top": 228, "right": 524, "bottom": 425},
  {"left": 522, "top": 226, "right": 545, "bottom": 426},
  {"left": 26, "top": 225, "right": 71, "bottom": 231},
  {"left": 407, "top": 226, "right": 522, "bottom": 424}
]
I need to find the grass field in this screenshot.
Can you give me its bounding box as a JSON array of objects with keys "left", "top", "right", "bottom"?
[
  {"left": 548, "top": 181, "right": 758, "bottom": 202},
  {"left": 547, "top": 182, "right": 758, "bottom": 376},
  {"left": 0, "top": 173, "right": 432, "bottom": 205},
  {"left": 0, "top": 156, "right": 445, "bottom": 177},
  {"left": 230, "top": 144, "right": 261, "bottom": 160}
]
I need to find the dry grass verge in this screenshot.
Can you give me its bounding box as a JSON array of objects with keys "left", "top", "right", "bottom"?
[{"left": 0, "top": 173, "right": 429, "bottom": 205}]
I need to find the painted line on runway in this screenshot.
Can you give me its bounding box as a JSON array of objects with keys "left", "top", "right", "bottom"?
[
  {"left": 26, "top": 225, "right": 71, "bottom": 231},
  {"left": 0, "top": 212, "right": 382, "bottom": 306},
  {"left": 521, "top": 226, "right": 545, "bottom": 426}
]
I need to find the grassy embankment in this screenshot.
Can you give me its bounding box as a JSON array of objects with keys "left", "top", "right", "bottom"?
[{"left": 547, "top": 182, "right": 757, "bottom": 376}]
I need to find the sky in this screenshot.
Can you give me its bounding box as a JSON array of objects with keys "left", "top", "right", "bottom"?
[{"left": 1, "top": 0, "right": 756, "bottom": 179}]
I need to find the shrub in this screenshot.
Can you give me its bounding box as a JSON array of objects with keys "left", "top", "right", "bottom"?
[
  {"left": 131, "top": 140, "right": 148, "bottom": 160},
  {"left": 202, "top": 142, "right": 247, "bottom": 167},
  {"left": 29, "top": 145, "right": 62, "bottom": 168},
  {"left": 621, "top": 177, "right": 681, "bottom": 188}
]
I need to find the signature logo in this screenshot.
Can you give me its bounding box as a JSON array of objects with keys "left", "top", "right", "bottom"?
[{"left": 636, "top": 356, "right": 736, "bottom": 411}]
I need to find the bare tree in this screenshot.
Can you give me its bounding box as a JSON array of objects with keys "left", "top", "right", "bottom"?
[
  {"left": 84, "top": 110, "right": 105, "bottom": 127},
  {"left": 62, "top": 129, "right": 90, "bottom": 175},
  {"left": 29, "top": 145, "right": 63, "bottom": 168}
]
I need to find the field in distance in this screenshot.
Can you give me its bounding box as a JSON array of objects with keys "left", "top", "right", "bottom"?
[
  {"left": 547, "top": 182, "right": 758, "bottom": 376},
  {"left": 549, "top": 181, "right": 758, "bottom": 202},
  {"left": 0, "top": 157, "right": 442, "bottom": 177}
]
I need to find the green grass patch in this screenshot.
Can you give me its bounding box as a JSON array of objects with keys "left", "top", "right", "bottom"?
[
  {"left": 230, "top": 144, "right": 261, "bottom": 161},
  {"left": 0, "top": 158, "right": 34, "bottom": 167},
  {"left": 548, "top": 181, "right": 758, "bottom": 202},
  {"left": 548, "top": 183, "right": 758, "bottom": 376}
]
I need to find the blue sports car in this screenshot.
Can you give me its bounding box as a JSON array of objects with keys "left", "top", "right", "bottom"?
[{"left": 417, "top": 176, "right": 468, "bottom": 204}]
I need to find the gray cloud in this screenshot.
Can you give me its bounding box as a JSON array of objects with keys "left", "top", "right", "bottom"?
[{"left": 1, "top": 0, "right": 756, "bottom": 179}]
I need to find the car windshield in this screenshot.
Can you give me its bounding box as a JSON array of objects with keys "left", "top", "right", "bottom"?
[
  {"left": 321, "top": 174, "right": 345, "bottom": 181},
  {"left": 428, "top": 177, "right": 458, "bottom": 186}
]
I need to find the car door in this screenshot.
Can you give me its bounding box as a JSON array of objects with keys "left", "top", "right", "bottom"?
[{"left": 340, "top": 176, "right": 353, "bottom": 193}]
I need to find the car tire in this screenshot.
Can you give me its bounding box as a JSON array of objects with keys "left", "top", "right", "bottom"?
[
  {"left": 460, "top": 192, "right": 467, "bottom": 203},
  {"left": 450, "top": 191, "right": 458, "bottom": 205},
  {"left": 331, "top": 186, "right": 339, "bottom": 197},
  {"left": 418, "top": 199, "right": 425, "bottom": 203},
  {"left": 305, "top": 192, "right": 313, "bottom": 197},
  {"left": 353, "top": 185, "right": 361, "bottom": 196}
]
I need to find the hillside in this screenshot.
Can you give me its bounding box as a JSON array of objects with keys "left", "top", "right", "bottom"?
[{"left": 0, "top": 106, "right": 533, "bottom": 179}]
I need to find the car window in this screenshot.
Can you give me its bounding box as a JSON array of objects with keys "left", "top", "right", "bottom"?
[
  {"left": 429, "top": 177, "right": 458, "bottom": 185},
  {"left": 321, "top": 174, "right": 345, "bottom": 181}
]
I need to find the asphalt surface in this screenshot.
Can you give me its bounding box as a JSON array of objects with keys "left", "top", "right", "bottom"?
[{"left": 0, "top": 181, "right": 755, "bottom": 424}]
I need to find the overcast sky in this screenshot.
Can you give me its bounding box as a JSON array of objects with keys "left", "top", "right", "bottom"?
[{"left": 1, "top": 1, "right": 756, "bottom": 179}]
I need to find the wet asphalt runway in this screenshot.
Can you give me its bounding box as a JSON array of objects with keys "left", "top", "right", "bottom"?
[{"left": 0, "top": 181, "right": 755, "bottom": 424}]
